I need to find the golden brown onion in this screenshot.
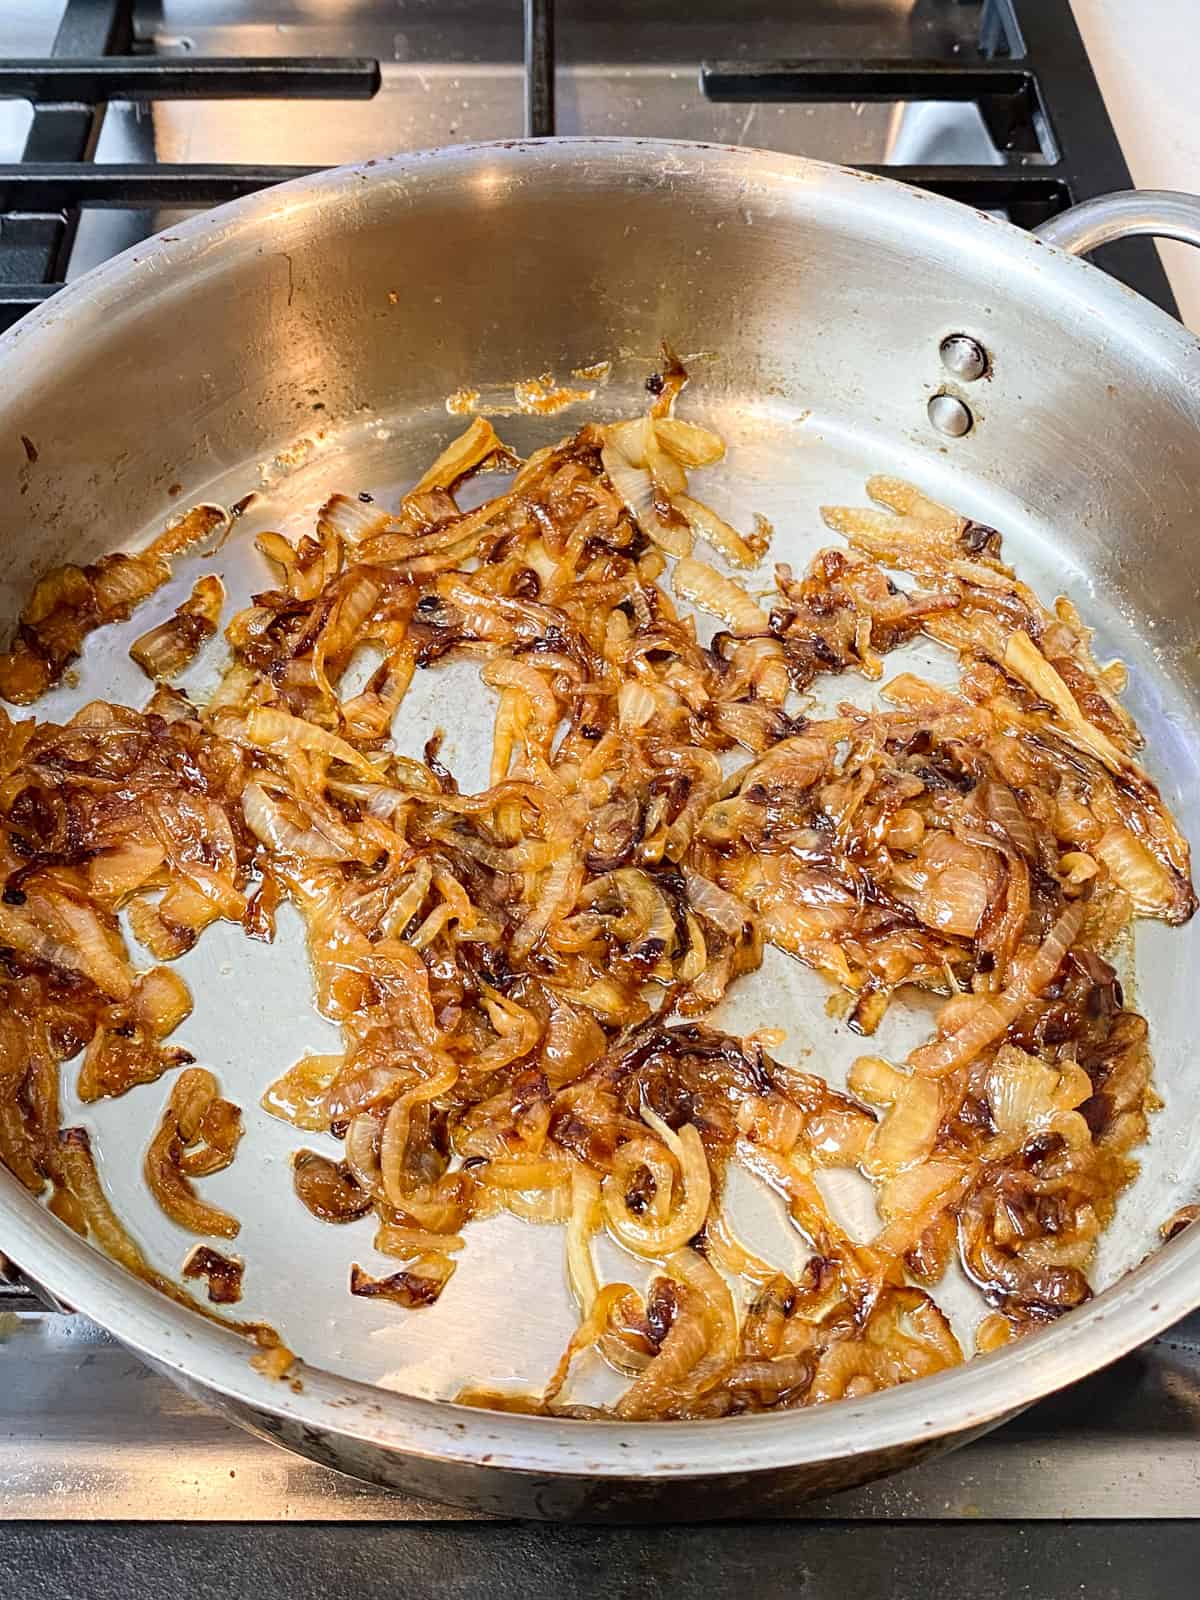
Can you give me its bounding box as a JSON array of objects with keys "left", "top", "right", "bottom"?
[{"left": 0, "top": 379, "right": 1189, "bottom": 1422}]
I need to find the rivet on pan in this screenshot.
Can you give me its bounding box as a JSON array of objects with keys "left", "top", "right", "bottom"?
[
  {"left": 928, "top": 392, "right": 974, "bottom": 438},
  {"left": 939, "top": 334, "right": 989, "bottom": 381}
]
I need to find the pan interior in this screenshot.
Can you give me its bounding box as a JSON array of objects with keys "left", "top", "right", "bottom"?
[{"left": 28, "top": 373, "right": 1200, "bottom": 1405}]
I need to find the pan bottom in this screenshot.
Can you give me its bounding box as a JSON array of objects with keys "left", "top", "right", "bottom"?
[{"left": 36, "top": 382, "right": 1200, "bottom": 1404}]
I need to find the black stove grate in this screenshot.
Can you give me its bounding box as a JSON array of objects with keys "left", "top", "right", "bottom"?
[
  {"left": 0, "top": 0, "right": 1177, "bottom": 335},
  {"left": 0, "top": 0, "right": 378, "bottom": 329},
  {"left": 698, "top": 0, "right": 1176, "bottom": 305}
]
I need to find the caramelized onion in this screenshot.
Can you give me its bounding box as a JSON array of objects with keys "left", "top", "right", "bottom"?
[
  {"left": 602, "top": 1108, "right": 711, "bottom": 1258},
  {"left": 908, "top": 902, "right": 1085, "bottom": 1077},
  {"left": 182, "top": 1244, "right": 244, "bottom": 1304},
  {"left": 408, "top": 417, "right": 510, "bottom": 498},
  {"left": 292, "top": 1149, "right": 372, "bottom": 1223},
  {"left": 1094, "top": 825, "right": 1178, "bottom": 916},
  {"left": 144, "top": 1069, "right": 242, "bottom": 1238},
  {"left": 601, "top": 421, "right": 692, "bottom": 557},
  {"left": 242, "top": 782, "right": 356, "bottom": 862},
  {"left": 240, "top": 706, "right": 389, "bottom": 783},
  {"left": 349, "top": 1256, "right": 456, "bottom": 1308},
  {"left": 0, "top": 369, "right": 1190, "bottom": 1420},
  {"left": 260, "top": 1054, "right": 342, "bottom": 1132},
  {"left": 57, "top": 1126, "right": 265, "bottom": 1332},
  {"left": 129, "top": 575, "right": 224, "bottom": 680}
]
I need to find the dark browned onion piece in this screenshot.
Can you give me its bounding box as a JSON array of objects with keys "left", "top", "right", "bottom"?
[
  {"left": 292, "top": 1150, "right": 373, "bottom": 1222},
  {"left": 182, "top": 1244, "right": 245, "bottom": 1304},
  {"left": 349, "top": 1258, "right": 455, "bottom": 1308}
]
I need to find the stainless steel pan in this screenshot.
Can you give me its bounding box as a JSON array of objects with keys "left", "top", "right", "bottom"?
[{"left": 2, "top": 140, "right": 1200, "bottom": 1519}]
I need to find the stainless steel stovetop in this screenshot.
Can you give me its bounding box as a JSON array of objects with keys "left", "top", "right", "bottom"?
[{"left": 2, "top": 2, "right": 1197, "bottom": 1582}]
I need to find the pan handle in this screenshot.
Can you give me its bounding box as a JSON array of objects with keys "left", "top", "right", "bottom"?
[{"left": 1034, "top": 190, "right": 1200, "bottom": 257}]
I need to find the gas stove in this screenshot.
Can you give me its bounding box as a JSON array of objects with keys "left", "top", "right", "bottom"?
[{"left": 1, "top": 2, "right": 1197, "bottom": 1590}]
